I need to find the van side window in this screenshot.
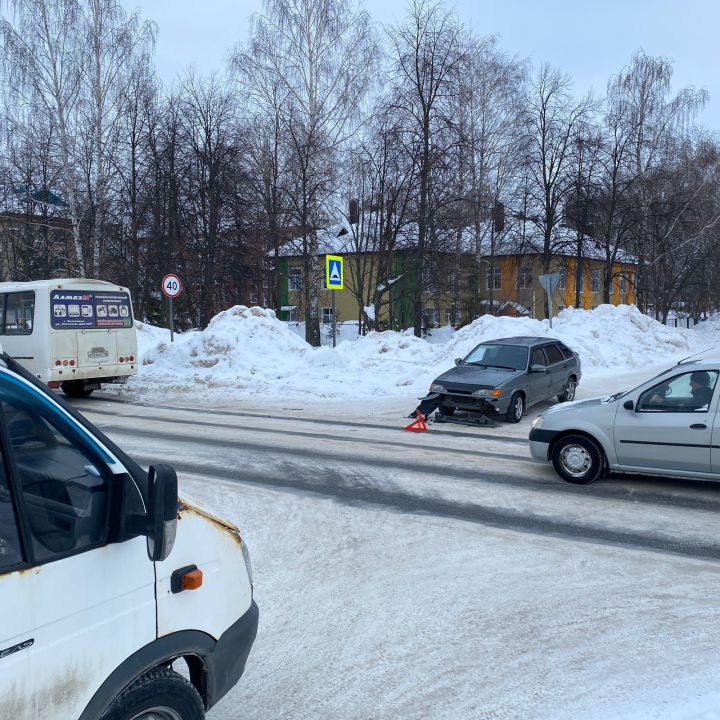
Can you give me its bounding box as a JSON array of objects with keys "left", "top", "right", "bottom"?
[
  {"left": 4, "top": 292, "right": 35, "bottom": 335},
  {"left": 0, "top": 387, "right": 110, "bottom": 563},
  {"left": 0, "top": 449, "right": 23, "bottom": 573}
]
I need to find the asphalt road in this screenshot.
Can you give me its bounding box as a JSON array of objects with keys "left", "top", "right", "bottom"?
[{"left": 71, "top": 395, "right": 720, "bottom": 562}]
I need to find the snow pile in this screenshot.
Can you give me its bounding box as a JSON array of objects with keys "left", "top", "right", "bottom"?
[
  {"left": 442, "top": 304, "right": 698, "bottom": 370},
  {"left": 134, "top": 305, "right": 436, "bottom": 399},
  {"left": 129, "top": 304, "right": 720, "bottom": 403}
]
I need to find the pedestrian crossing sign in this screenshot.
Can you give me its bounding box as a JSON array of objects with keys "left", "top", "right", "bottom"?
[{"left": 325, "top": 255, "right": 344, "bottom": 290}]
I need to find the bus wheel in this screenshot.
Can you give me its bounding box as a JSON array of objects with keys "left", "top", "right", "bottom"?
[{"left": 61, "top": 381, "right": 94, "bottom": 398}]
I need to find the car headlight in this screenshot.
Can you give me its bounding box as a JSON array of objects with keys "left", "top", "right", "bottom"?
[
  {"left": 430, "top": 383, "right": 446, "bottom": 393},
  {"left": 472, "top": 388, "right": 503, "bottom": 398},
  {"left": 532, "top": 415, "right": 544, "bottom": 429}
]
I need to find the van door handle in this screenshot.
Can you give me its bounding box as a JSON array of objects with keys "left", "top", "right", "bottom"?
[{"left": 690, "top": 424, "right": 707, "bottom": 430}]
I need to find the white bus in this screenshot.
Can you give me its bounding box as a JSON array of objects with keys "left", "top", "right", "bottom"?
[{"left": 0, "top": 278, "right": 138, "bottom": 397}]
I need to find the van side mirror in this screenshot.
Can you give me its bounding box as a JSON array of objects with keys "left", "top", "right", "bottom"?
[
  {"left": 530, "top": 364, "right": 547, "bottom": 374},
  {"left": 454, "top": 357, "right": 463, "bottom": 365},
  {"left": 623, "top": 400, "right": 634, "bottom": 411},
  {"left": 146, "top": 464, "right": 178, "bottom": 562}
]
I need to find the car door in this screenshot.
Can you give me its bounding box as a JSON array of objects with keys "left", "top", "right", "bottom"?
[
  {"left": 0, "top": 370, "right": 156, "bottom": 720},
  {"left": 614, "top": 369, "right": 718, "bottom": 474},
  {"left": 528, "top": 347, "right": 551, "bottom": 405},
  {"left": 543, "top": 343, "right": 568, "bottom": 397}
]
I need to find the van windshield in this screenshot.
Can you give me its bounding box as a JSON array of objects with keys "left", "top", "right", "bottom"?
[{"left": 50, "top": 290, "right": 133, "bottom": 330}]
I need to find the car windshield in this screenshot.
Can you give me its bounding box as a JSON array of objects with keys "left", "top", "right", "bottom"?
[{"left": 463, "top": 344, "right": 529, "bottom": 371}]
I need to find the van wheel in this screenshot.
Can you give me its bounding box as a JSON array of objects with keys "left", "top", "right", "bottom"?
[
  {"left": 61, "top": 381, "right": 94, "bottom": 398},
  {"left": 101, "top": 667, "right": 205, "bottom": 720},
  {"left": 551, "top": 435, "right": 604, "bottom": 484},
  {"left": 505, "top": 392, "right": 524, "bottom": 423}
]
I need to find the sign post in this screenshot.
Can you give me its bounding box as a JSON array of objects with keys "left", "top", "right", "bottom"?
[
  {"left": 325, "top": 255, "right": 344, "bottom": 348},
  {"left": 161, "top": 273, "right": 183, "bottom": 342},
  {"left": 538, "top": 273, "right": 561, "bottom": 328}
]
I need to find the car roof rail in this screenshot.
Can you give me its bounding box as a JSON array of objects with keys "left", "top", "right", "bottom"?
[{"left": 676, "top": 347, "right": 716, "bottom": 365}]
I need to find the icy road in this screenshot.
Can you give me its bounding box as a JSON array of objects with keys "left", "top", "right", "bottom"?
[{"left": 72, "top": 394, "right": 720, "bottom": 720}]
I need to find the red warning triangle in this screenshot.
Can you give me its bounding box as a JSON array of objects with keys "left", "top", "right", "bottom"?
[{"left": 403, "top": 410, "right": 427, "bottom": 432}]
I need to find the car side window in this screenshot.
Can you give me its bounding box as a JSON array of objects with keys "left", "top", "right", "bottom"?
[
  {"left": 557, "top": 343, "right": 574, "bottom": 360},
  {"left": 0, "top": 448, "right": 23, "bottom": 573},
  {"left": 637, "top": 370, "right": 719, "bottom": 413},
  {"left": 531, "top": 348, "right": 547, "bottom": 367},
  {"left": 544, "top": 344, "right": 564, "bottom": 365},
  {"left": 0, "top": 386, "right": 111, "bottom": 563}
]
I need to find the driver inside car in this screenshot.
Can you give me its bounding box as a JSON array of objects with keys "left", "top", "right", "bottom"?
[{"left": 648, "top": 371, "right": 714, "bottom": 410}]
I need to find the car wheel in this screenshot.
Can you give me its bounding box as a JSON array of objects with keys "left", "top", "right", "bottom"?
[
  {"left": 101, "top": 667, "right": 204, "bottom": 720},
  {"left": 61, "top": 381, "right": 94, "bottom": 398},
  {"left": 558, "top": 377, "right": 577, "bottom": 403},
  {"left": 505, "top": 392, "right": 524, "bottom": 423},
  {"left": 551, "top": 435, "right": 604, "bottom": 484}
]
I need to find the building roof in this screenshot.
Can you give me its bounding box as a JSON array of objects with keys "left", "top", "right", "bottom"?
[{"left": 271, "top": 221, "right": 637, "bottom": 265}]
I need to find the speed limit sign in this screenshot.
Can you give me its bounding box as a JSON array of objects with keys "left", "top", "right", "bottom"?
[{"left": 162, "top": 273, "right": 183, "bottom": 299}]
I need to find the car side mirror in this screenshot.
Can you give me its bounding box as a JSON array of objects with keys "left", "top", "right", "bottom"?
[
  {"left": 623, "top": 399, "right": 634, "bottom": 411},
  {"left": 454, "top": 357, "right": 463, "bottom": 365},
  {"left": 146, "top": 464, "right": 178, "bottom": 562},
  {"left": 530, "top": 364, "right": 547, "bottom": 373}
]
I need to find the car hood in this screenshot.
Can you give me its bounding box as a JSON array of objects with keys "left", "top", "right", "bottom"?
[
  {"left": 543, "top": 395, "right": 613, "bottom": 415},
  {"left": 435, "top": 364, "right": 523, "bottom": 390}
]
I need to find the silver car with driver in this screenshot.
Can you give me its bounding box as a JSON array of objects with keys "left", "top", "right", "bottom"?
[{"left": 529, "top": 358, "right": 720, "bottom": 483}]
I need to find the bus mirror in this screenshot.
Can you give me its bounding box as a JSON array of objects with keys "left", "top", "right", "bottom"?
[{"left": 146, "top": 464, "right": 178, "bottom": 562}]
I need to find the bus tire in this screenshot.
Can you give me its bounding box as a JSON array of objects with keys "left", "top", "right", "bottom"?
[{"left": 61, "top": 381, "right": 94, "bottom": 398}]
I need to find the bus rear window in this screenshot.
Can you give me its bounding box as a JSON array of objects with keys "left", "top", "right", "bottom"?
[
  {"left": 51, "top": 290, "right": 133, "bottom": 329},
  {"left": 4, "top": 292, "right": 35, "bottom": 335}
]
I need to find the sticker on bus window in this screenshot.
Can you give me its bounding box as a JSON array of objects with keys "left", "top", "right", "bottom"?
[
  {"left": 94, "top": 293, "right": 133, "bottom": 328},
  {"left": 51, "top": 291, "right": 133, "bottom": 329},
  {"left": 50, "top": 291, "right": 96, "bottom": 329}
]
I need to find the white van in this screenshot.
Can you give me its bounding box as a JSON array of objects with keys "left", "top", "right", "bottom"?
[
  {"left": 0, "top": 351, "right": 258, "bottom": 719},
  {"left": 0, "top": 278, "right": 138, "bottom": 397}
]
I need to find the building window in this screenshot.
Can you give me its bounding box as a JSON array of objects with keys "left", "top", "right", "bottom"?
[
  {"left": 322, "top": 307, "right": 334, "bottom": 324},
  {"left": 619, "top": 273, "right": 627, "bottom": 293},
  {"left": 289, "top": 307, "right": 300, "bottom": 322},
  {"left": 516, "top": 267, "right": 532, "bottom": 290},
  {"left": 485, "top": 267, "right": 501, "bottom": 290},
  {"left": 558, "top": 267, "right": 567, "bottom": 291},
  {"left": 249, "top": 293, "right": 258, "bottom": 305},
  {"left": 424, "top": 308, "right": 439, "bottom": 326},
  {"left": 288, "top": 267, "right": 302, "bottom": 292},
  {"left": 577, "top": 270, "right": 584, "bottom": 293},
  {"left": 591, "top": 269, "right": 600, "bottom": 293}
]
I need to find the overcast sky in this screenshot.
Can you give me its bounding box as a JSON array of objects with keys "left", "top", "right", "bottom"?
[{"left": 122, "top": 0, "right": 720, "bottom": 130}]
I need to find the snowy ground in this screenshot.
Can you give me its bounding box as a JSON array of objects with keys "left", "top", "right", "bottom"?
[
  {"left": 74, "top": 387, "right": 720, "bottom": 720},
  {"left": 85, "top": 305, "right": 720, "bottom": 719}
]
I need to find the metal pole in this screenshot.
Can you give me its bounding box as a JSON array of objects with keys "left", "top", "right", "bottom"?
[
  {"left": 548, "top": 286, "right": 553, "bottom": 329},
  {"left": 169, "top": 296, "right": 174, "bottom": 342},
  {"left": 331, "top": 290, "right": 336, "bottom": 348}
]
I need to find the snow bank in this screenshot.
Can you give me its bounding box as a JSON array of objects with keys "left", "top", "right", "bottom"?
[
  {"left": 129, "top": 304, "right": 720, "bottom": 403},
  {"left": 441, "top": 304, "right": 698, "bottom": 370},
  {"left": 134, "top": 306, "right": 436, "bottom": 400}
]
